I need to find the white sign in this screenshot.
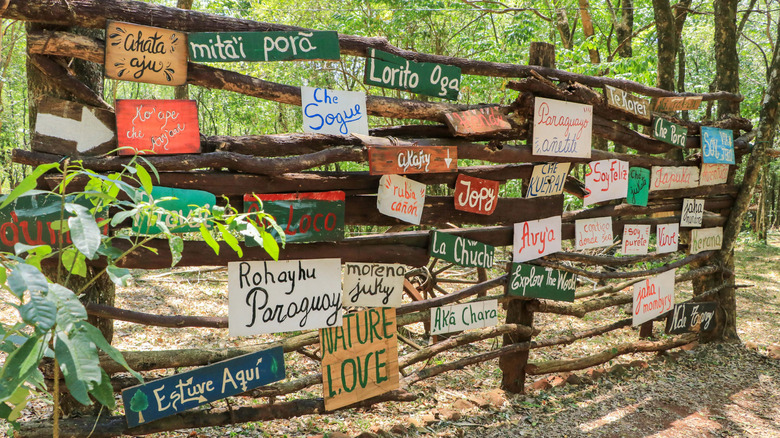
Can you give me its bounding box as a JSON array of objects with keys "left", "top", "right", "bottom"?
[
  {"left": 690, "top": 227, "right": 723, "bottom": 254},
  {"left": 575, "top": 217, "right": 614, "bottom": 250},
  {"left": 622, "top": 224, "right": 650, "bottom": 255},
  {"left": 657, "top": 223, "right": 679, "bottom": 254},
  {"left": 699, "top": 163, "right": 729, "bottom": 186},
  {"left": 302, "top": 86, "right": 369, "bottom": 136},
  {"left": 680, "top": 198, "right": 704, "bottom": 227},
  {"left": 377, "top": 175, "right": 426, "bottom": 225},
  {"left": 228, "top": 259, "right": 342, "bottom": 336},
  {"left": 513, "top": 216, "right": 562, "bottom": 263},
  {"left": 532, "top": 97, "right": 592, "bottom": 158},
  {"left": 431, "top": 300, "right": 498, "bottom": 335},
  {"left": 633, "top": 269, "right": 676, "bottom": 326},
  {"left": 650, "top": 166, "right": 700, "bottom": 191},
  {"left": 343, "top": 263, "right": 405, "bottom": 307},
  {"left": 527, "top": 162, "right": 570, "bottom": 198},
  {"left": 583, "top": 159, "right": 629, "bottom": 206}
]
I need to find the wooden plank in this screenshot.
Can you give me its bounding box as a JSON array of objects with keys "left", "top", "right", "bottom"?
[
  {"left": 243, "top": 191, "right": 345, "bottom": 243},
  {"left": 187, "top": 30, "right": 340, "bottom": 62},
  {"left": 653, "top": 96, "right": 702, "bottom": 111},
  {"left": 116, "top": 99, "right": 200, "bottom": 155},
  {"left": 444, "top": 107, "right": 511, "bottom": 136},
  {"left": 621, "top": 224, "right": 650, "bottom": 255},
  {"left": 508, "top": 263, "right": 576, "bottom": 302},
  {"left": 428, "top": 230, "right": 495, "bottom": 268},
  {"left": 701, "top": 126, "right": 735, "bottom": 165},
  {"left": 532, "top": 97, "right": 592, "bottom": 158},
  {"left": 575, "top": 217, "right": 614, "bottom": 250},
  {"left": 632, "top": 269, "right": 676, "bottom": 326},
  {"left": 604, "top": 85, "right": 651, "bottom": 121},
  {"left": 689, "top": 227, "right": 723, "bottom": 254},
  {"left": 367, "top": 146, "right": 457, "bottom": 175},
  {"left": 526, "top": 162, "right": 570, "bottom": 198},
  {"left": 32, "top": 95, "right": 116, "bottom": 156},
  {"left": 431, "top": 300, "right": 498, "bottom": 335},
  {"left": 650, "top": 166, "right": 700, "bottom": 191},
  {"left": 627, "top": 167, "right": 650, "bottom": 206},
  {"left": 453, "top": 174, "right": 499, "bottom": 215},
  {"left": 343, "top": 263, "right": 405, "bottom": 307},
  {"left": 652, "top": 116, "right": 687, "bottom": 148},
  {"left": 105, "top": 21, "right": 187, "bottom": 86},
  {"left": 583, "top": 159, "right": 629, "bottom": 206},
  {"left": 364, "top": 48, "right": 461, "bottom": 100},
  {"left": 665, "top": 302, "right": 717, "bottom": 334},
  {"left": 301, "top": 87, "right": 368, "bottom": 136},
  {"left": 132, "top": 186, "right": 216, "bottom": 234}
]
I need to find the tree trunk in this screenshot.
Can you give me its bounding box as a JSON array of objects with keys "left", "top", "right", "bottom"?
[
  {"left": 578, "top": 0, "right": 600, "bottom": 64},
  {"left": 555, "top": 7, "right": 574, "bottom": 50},
  {"left": 616, "top": 0, "right": 633, "bottom": 58},
  {"left": 173, "top": 0, "right": 194, "bottom": 100},
  {"left": 652, "top": 0, "right": 677, "bottom": 92},
  {"left": 714, "top": 0, "right": 741, "bottom": 118}
]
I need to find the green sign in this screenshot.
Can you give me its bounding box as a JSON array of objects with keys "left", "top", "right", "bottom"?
[
  {"left": 429, "top": 230, "right": 494, "bottom": 268},
  {"left": 364, "top": 48, "right": 461, "bottom": 100},
  {"left": 188, "top": 30, "right": 340, "bottom": 62},
  {"left": 508, "top": 263, "right": 576, "bottom": 302},
  {"left": 132, "top": 186, "right": 216, "bottom": 235},
  {"left": 627, "top": 167, "right": 650, "bottom": 207},
  {"left": 652, "top": 117, "right": 687, "bottom": 148},
  {"left": 244, "top": 191, "right": 345, "bottom": 244}
]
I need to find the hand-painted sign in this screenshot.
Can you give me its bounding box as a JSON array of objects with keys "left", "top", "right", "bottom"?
[
  {"left": 604, "top": 85, "right": 650, "bottom": 120},
  {"left": 453, "top": 174, "right": 499, "bottom": 215},
  {"left": 431, "top": 300, "right": 498, "bottom": 335},
  {"left": 680, "top": 198, "right": 704, "bottom": 227},
  {"left": 301, "top": 87, "right": 368, "bottom": 136},
  {"left": 701, "top": 126, "right": 735, "bottom": 165},
  {"left": 532, "top": 97, "right": 592, "bottom": 158},
  {"left": 377, "top": 175, "right": 426, "bottom": 225},
  {"left": 622, "top": 224, "right": 650, "bottom": 255},
  {"left": 653, "top": 96, "right": 702, "bottom": 112},
  {"left": 116, "top": 99, "right": 200, "bottom": 155},
  {"left": 583, "top": 159, "right": 629, "bottom": 206},
  {"left": 122, "top": 347, "right": 284, "bottom": 427},
  {"left": 656, "top": 223, "right": 679, "bottom": 254},
  {"left": 513, "top": 216, "right": 562, "bottom": 263},
  {"left": 368, "top": 146, "right": 457, "bottom": 175},
  {"left": 429, "top": 230, "right": 495, "bottom": 268},
  {"left": 689, "top": 227, "right": 723, "bottom": 254},
  {"left": 444, "top": 107, "right": 511, "bottom": 136},
  {"left": 652, "top": 117, "right": 688, "bottom": 148},
  {"left": 627, "top": 167, "right": 650, "bottom": 206},
  {"left": 699, "top": 163, "right": 729, "bottom": 186},
  {"left": 105, "top": 21, "right": 187, "bottom": 86},
  {"left": 364, "top": 48, "right": 461, "bottom": 100},
  {"left": 227, "top": 259, "right": 342, "bottom": 336},
  {"left": 575, "top": 217, "right": 613, "bottom": 250},
  {"left": 187, "top": 30, "right": 340, "bottom": 62},
  {"left": 32, "top": 96, "right": 116, "bottom": 156},
  {"left": 343, "top": 263, "right": 405, "bottom": 307},
  {"left": 244, "top": 191, "right": 345, "bottom": 244},
  {"left": 132, "top": 186, "right": 216, "bottom": 234},
  {"left": 508, "top": 263, "right": 576, "bottom": 302},
  {"left": 633, "top": 269, "right": 676, "bottom": 326},
  {"left": 665, "top": 302, "right": 717, "bottom": 334},
  {"left": 527, "top": 162, "right": 570, "bottom": 198},
  {"left": 321, "top": 308, "right": 399, "bottom": 410},
  {"left": 650, "top": 166, "right": 700, "bottom": 191}
]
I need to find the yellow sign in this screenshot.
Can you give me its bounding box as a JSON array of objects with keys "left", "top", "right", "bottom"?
[{"left": 105, "top": 21, "right": 188, "bottom": 86}]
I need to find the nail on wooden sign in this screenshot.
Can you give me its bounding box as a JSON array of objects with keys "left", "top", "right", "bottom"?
[
  {"left": 513, "top": 215, "right": 562, "bottom": 263},
  {"left": 665, "top": 302, "right": 717, "bottom": 334},
  {"left": 188, "top": 30, "right": 340, "bottom": 62},
  {"left": 444, "top": 107, "right": 511, "bottom": 136},
  {"left": 431, "top": 300, "right": 498, "bottom": 335},
  {"left": 105, "top": 21, "right": 187, "bottom": 86},
  {"left": 527, "top": 162, "right": 570, "bottom": 198},
  {"left": 32, "top": 96, "right": 116, "bottom": 156},
  {"left": 429, "top": 230, "right": 495, "bottom": 268},
  {"left": 508, "top": 263, "right": 576, "bottom": 302},
  {"left": 650, "top": 166, "right": 700, "bottom": 191},
  {"left": 583, "top": 159, "right": 629, "bottom": 206},
  {"left": 653, "top": 96, "right": 702, "bottom": 112},
  {"left": 652, "top": 116, "right": 688, "bottom": 148},
  {"left": 633, "top": 269, "right": 676, "bottom": 326},
  {"left": 364, "top": 48, "right": 461, "bottom": 100},
  {"left": 244, "top": 191, "right": 345, "bottom": 244},
  {"left": 343, "top": 263, "right": 405, "bottom": 308},
  {"left": 116, "top": 99, "right": 200, "bottom": 155},
  {"left": 575, "top": 217, "right": 614, "bottom": 250},
  {"left": 376, "top": 175, "right": 426, "bottom": 225},
  {"left": 689, "top": 227, "right": 723, "bottom": 254},
  {"left": 453, "top": 174, "right": 499, "bottom": 215},
  {"left": 604, "top": 85, "right": 650, "bottom": 121},
  {"left": 532, "top": 97, "right": 592, "bottom": 158},
  {"left": 622, "top": 224, "right": 650, "bottom": 255},
  {"left": 367, "top": 146, "right": 457, "bottom": 175}
]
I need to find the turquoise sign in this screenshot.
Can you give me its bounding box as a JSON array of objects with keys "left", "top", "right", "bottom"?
[
  {"left": 701, "top": 126, "right": 735, "bottom": 165},
  {"left": 627, "top": 167, "right": 650, "bottom": 207},
  {"left": 132, "top": 186, "right": 216, "bottom": 235}
]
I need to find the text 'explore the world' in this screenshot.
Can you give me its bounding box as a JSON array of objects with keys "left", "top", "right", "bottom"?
[
  {"left": 364, "top": 48, "right": 461, "bottom": 100},
  {"left": 116, "top": 99, "right": 200, "bottom": 155},
  {"left": 431, "top": 300, "right": 498, "bottom": 335},
  {"left": 105, "top": 21, "right": 187, "bottom": 86},
  {"left": 377, "top": 175, "right": 426, "bottom": 225},
  {"left": 429, "top": 230, "right": 495, "bottom": 269},
  {"left": 343, "top": 263, "right": 405, "bottom": 307},
  {"left": 633, "top": 269, "right": 676, "bottom": 326},
  {"left": 532, "top": 97, "right": 592, "bottom": 158},
  {"left": 301, "top": 87, "right": 368, "bottom": 136},
  {"left": 513, "top": 215, "right": 562, "bottom": 263},
  {"left": 244, "top": 191, "right": 345, "bottom": 244},
  {"left": 508, "top": 263, "right": 576, "bottom": 302},
  {"left": 187, "top": 30, "right": 340, "bottom": 62}
]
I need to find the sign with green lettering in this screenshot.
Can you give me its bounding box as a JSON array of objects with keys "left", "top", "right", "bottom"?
[
  {"left": 188, "top": 31, "right": 340, "bottom": 62},
  {"left": 244, "top": 191, "right": 345, "bottom": 244},
  {"left": 429, "top": 230, "right": 495, "bottom": 268},
  {"left": 508, "top": 263, "right": 576, "bottom": 302},
  {"left": 652, "top": 117, "right": 687, "bottom": 148},
  {"left": 364, "top": 48, "right": 461, "bottom": 100},
  {"left": 132, "top": 186, "right": 216, "bottom": 235},
  {"left": 627, "top": 167, "right": 650, "bottom": 206}
]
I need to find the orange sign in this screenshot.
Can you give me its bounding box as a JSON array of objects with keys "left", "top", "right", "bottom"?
[
  {"left": 116, "top": 99, "right": 200, "bottom": 155},
  {"left": 367, "top": 146, "right": 457, "bottom": 175}
]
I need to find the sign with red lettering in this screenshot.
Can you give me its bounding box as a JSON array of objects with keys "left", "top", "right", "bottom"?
[
  {"left": 527, "top": 162, "right": 570, "bottom": 198},
  {"left": 368, "top": 146, "right": 457, "bottom": 175},
  {"left": 444, "top": 107, "right": 512, "bottom": 136},
  {"left": 377, "top": 175, "right": 426, "bottom": 225},
  {"left": 633, "top": 269, "right": 676, "bottom": 326},
  {"left": 680, "top": 198, "right": 704, "bottom": 227},
  {"left": 583, "top": 159, "right": 629, "bottom": 206},
  {"left": 656, "top": 223, "right": 679, "bottom": 254},
  {"left": 650, "top": 166, "right": 700, "bottom": 191},
  {"left": 453, "top": 175, "right": 499, "bottom": 215},
  {"left": 116, "top": 99, "right": 200, "bottom": 155},
  {"left": 105, "top": 21, "right": 187, "bottom": 86},
  {"left": 513, "top": 215, "right": 562, "bottom": 263},
  {"left": 653, "top": 96, "right": 702, "bottom": 112},
  {"left": 575, "top": 217, "right": 614, "bottom": 250},
  {"left": 532, "top": 97, "right": 592, "bottom": 158},
  {"left": 244, "top": 191, "right": 345, "bottom": 244},
  {"left": 622, "top": 224, "right": 650, "bottom": 255},
  {"left": 699, "top": 163, "right": 729, "bottom": 186}
]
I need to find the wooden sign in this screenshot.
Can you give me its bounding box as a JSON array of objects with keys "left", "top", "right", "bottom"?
[
  {"left": 689, "top": 227, "right": 723, "bottom": 254},
  {"left": 527, "top": 162, "right": 570, "bottom": 198},
  {"left": 508, "top": 263, "right": 576, "bottom": 302},
  {"left": 132, "top": 186, "right": 216, "bottom": 234},
  {"left": 665, "top": 302, "right": 717, "bottom": 334},
  {"left": 699, "top": 163, "right": 729, "bottom": 186},
  {"left": 680, "top": 198, "right": 704, "bottom": 227},
  {"left": 376, "top": 175, "right": 426, "bottom": 225},
  {"left": 633, "top": 269, "right": 676, "bottom": 326},
  {"left": 444, "top": 107, "right": 511, "bottom": 136},
  {"left": 533, "top": 97, "right": 592, "bottom": 158},
  {"left": 302, "top": 87, "right": 368, "bottom": 136},
  {"left": 622, "top": 224, "right": 650, "bottom": 255},
  {"left": 321, "top": 308, "right": 399, "bottom": 410},
  {"left": 187, "top": 30, "right": 340, "bottom": 62},
  {"left": 365, "top": 48, "right": 461, "bottom": 100},
  {"left": 453, "top": 174, "right": 499, "bottom": 215},
  {"left": 650, "top": 166, "right": 700, "bottom": 191},
  {"left": 116, "top": 99, "right": 200, "bottom": 155},
  {"left": 657, "top": 223, "right": 679, "bottom": 254},
  {"left": 32, "top": 96, "right": 116, "bottom": 156},
  {"left": 583, "top": 159, "right": 629, "bottom": 206},
  {"left": 431, "top": 300, "right": 498, "bottom": 335},
  {"left": 652, "top": 116, "right": 687, "bottom": 148},
  {"left": 627, "top": 167, "right": 650, "bottom": 206},
  {"left": 367, "top": 146, "right": 457, "bottom": 175},
  {"left": 429, "top": 230, "right": 495, "bottom": 268},
  {"left": 701, "top": 126, "right": 735, "bottom": 165},
  {"left": 604, "top": 85, "right": 650, "bottom": 120},
  {"left": 575, "top": 217, "right": 614, "bottom": 250},
  {"left": 105, "top": 21, "right": 187, "bottom": 86},
  {"left": 343, "top": 263, "right": 405, "bottom": 307},
  {"left": 244, "top": 191, "right": 345, "bottom": 244},
  {"left": 653, "top": 96, "right": 702, "bottom": 112},
  {"left": 513, "top": 215, "right": 562, "bottom": 263},
  {"left": 122, "top": 347, "right": 284, "bottom": 427},
  {"left": 227, "top": 259, "right": 342, "bottom": 336}
]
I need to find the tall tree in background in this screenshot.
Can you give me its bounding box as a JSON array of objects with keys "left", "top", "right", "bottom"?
[{"left": 714, "top": 0, "right": 740, "bottom": 117}]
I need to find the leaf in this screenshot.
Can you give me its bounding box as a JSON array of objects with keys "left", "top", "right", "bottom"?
[
  {"left": 169, "top": 235, "right": 183, "bottom": 267},
  {"left": 199, "top": 224, "right": 220, "bottom": 255},
  {"left": 48, "top": 283, "right": 87, "bottom": 332},
  {"left": 89, "top": 369, "right": 116, "bottom": 408},
  {"left": 106, "top": 265, "right": 132, "bottom": 286},
  {"left": 129, "top": 390, "right": 149, "bottom": 412},
  {"left": 0, "top": 162, "right": 60, "bottom": 209},
  {"left": 0, "top": 335, "right": 46, "bottom": 401},
  {"left": 135, "top": 164, "right": 153, "bottom": 194},
  {"left": 111, "top": 208, "right": 139, "bottom": 227},
  {"left": 5, "top": 387, "right": 29, "bottom": 422},
  {"left": 61, "top": 248, "right": 87, "bottom": 278},
  {"left": 13, "top": 243, "right": 52, "bottom": 258},
  {"left": 7, "top": 264, "right": 48, "bottom": 299},
  {"left": 263, "top": 232, "right": 280, "bottom": 261},
  {"left": 216, "top": 223, "right": 242, "bottom": 257},
  {"left": 66, "top": 204, "right": 101, "bottom": 259},
  {"left": 53, "top": 330, "right": 101, "bottom": 406},
  {"left": 19, "top": 290, "right": 57, "bottom": 334},
  {"left": 76, "top": 321, "right": 142, "bottom": 382}
]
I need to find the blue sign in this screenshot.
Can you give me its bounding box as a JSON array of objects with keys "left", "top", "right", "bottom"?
[
  {"left": 701, "top": 126, "right": 735, "bottom": 165},
  {"left": 122, "top": 346, "right": 285, "bottom": 427}
]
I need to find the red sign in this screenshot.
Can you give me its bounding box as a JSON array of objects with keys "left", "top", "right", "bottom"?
[
  {"left": 367, "top": 146, "right": 457, "bottom": 175},
  {"left": 453, "top": 174, "right": 499, "bottom": 215},
  {"left": 116, "top": 99, "right": 200, "bottom": 155},
  {"left": 444, "top": 107, "right": 512, "bottom": 136}
]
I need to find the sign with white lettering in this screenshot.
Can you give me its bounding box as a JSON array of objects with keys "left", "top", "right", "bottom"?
[
  {"left": 187, "top": 30, "right": 340, "bottom": 62},
  {"left": 453, "top": 174, "right": 499, "bottom": 215},
  {"left": 301, "top": 86, "right": 368, "bottom": 136},
  {"left": 364, "top": 48, "right": 461, "bottom": 100},
  {"left": 665, "top": 302, "right": 717, "bottom": 334},
  {"left": 583, "top": 159, "right": 629, "bottom": 206},
  {"left": 343, "top": 263, "right": 405, "bottom": 307},
  {"left": 689, "top": 227, "right": 723, "bottom": 254},
  {"left": 105, "top": 21, "right": 187, "bottom": 86},
  {"left": 604, "top": 85, "right": 650, "bottom": 120},
  {"left": 244, "top": 191, "right": 345, "bottom": 244},
  {"left": 653, "top": 96, "right": 702, "bottom": 112},
  {"left": 656, "top": 223, "right": 679, "bottom": 254},
  {"left": 699, "top": 163, "right": 729, "bottom": 186},
  {"left": 650, "top": 166, "right": 700, "bottom": 191},
  {"left": 680, "top": 198, "right": 704, "bottom": 227},
  {"left": 701, "top": 126, "right": 735, "bottom": 165},
  {"left": 377, "top": 175, "right": 426, "bottom": 225},
  {"left": 431, "top": 300, "right": 498, "bottom": 335},
  {"left": 627, "top": 167, "right": 650, "bottom": 206},
  {"left": 527, "top": 162, "right": 570, "bottom": 198},
  {"left": 368, "top": 146, "right": 457, "bottom": 175},
  {"left": 444, "top": 107, "right": 512, "bottom": 136},
  {"left": 508, "top": 263, "right": 576, "bottom": 302},
  {"left": 575, "top": 217, "right": 614, "bottom": 250},
  {"left": 652, "top": 117, "right": 688, "bottom": 147},
  {"left": 116, "top": 99, "right": 200, "bottom": 155},
  {"left": 132, "top": 186, "right": 216, "bottom": 234},
  {"left": 32, "top": 96, "right": 116, "bottom": 156},
  {"left": 532, "top": 97, "right": 592, "bottom": 158},
  {"left": 513, "top": 215, "right": 562, "bottom": 263},
  {"left": 429, "top": 230, "right": 495, "bottom": 268},
  {"left": 622, "top": 224, "right": 650, "bottom": 255},
  {"left": 227, "top": 259, "right": 342, "bottom": 336},
  {"left": 633, "top": 269, "right": 676, "bottom": 326}
]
